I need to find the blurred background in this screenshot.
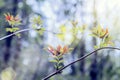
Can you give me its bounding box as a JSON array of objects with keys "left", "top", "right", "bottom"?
[{"left": 0, "top": 0, "right": 120, "bottom": 80}]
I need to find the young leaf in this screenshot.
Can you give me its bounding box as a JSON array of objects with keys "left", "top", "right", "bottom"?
[
  {"left": 50, "top": 60, "right": 58, "bottom": 63},
  {"left": 37, "top": 27, "right": 45, "bottom": 35},
  {"left": 58, "top": 60, "right": 64, "bottom": 64},
  {"left": 15, "top": 33, "right": 21, "bottom": 38},
  {"left": 58, "top": 66, "right": 63, "bottom": 69},
  {"left": 56, "top": 33, "right": 65, "bottom": 41},
  {"left": 59, "top": 25, "right": 66, "bottom": 33}
]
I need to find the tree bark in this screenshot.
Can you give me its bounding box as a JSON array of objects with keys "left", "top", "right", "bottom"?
[
  {"left": 79, "top": 40, "right": 85, "bottom": 75},
  {"left": 4, "top": 0, "right": 18, "bottom": 66}
]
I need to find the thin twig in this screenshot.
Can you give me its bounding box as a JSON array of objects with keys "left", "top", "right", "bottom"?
[
  {"left": 0, "top": 28, "right": 59, "bottom": 41},
  {"left": 42, "top": 47, "right": 120, "bottom": 80},
  {"left": 0, "top": 28, "right": 32, "bottom": 41}
]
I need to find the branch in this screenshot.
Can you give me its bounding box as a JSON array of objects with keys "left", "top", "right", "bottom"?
[
  {"left": 0, "top": 28, "right": 58, "bottom": 41},
  {"left": 0, "top": 28, "right": 32, "bottom": 41},
  {"left": 42, "top": 47, "right": 120, "bottom": 80}
]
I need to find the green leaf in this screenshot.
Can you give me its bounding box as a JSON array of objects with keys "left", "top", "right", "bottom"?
[
  {"left": 1, "top": 67, "right": 16, "bottom": 80},
  {"left": 70, "top": 27, "right": 78, "bottom": 35},
  {"left": 56, "top": 25, "right": 67, "bottom": 41},
  {"left": 32, "top": 16, "right": 43, "bottom": 25},
  {"left": 97, "top": 24, "right": 102, "bottom": 33},
  {"left": 58, "top": 60, "right": 64, "bottom": 64},
  {"left": 6, "top": 28, "right": 13, "bottom": 32},
  {"left": 94, "top": 45, "right": 99, "bottom": 49},
  {"left": 54, "top": 64, "right": 58, "bottom": 69},
  {"left": 56, "top": 33, "right": 65, "bottom": 41},
  {"left": 15, "top": 33, "right": 21, "bottom": 38},
  {"left": 57, "top": 54, "right": 63, "bottom": 59},
  {"left": 59, "top": 25, "right": 66, "bottom": 33},
  {"left": 89, "top": 34, "right": 97, "bottom": 37},
  {"left": 50, "top": 60, "right": 58, "bottom": 63},
  {"left": 37, "top": 27, "right": 45, "bottom": 35},
  {"left": 58, "top": 66, "right": 63, "bottom": 69},
  {"left": 6, "top": 27, "right": 19, "bottom": 32},
  {"left": 69, "top": 48, "right": 73, "bottom": 51},
  {"left": 12, "top": 27, "right": 19, "bottom": 32},
  {"left": 0, "top": 0, "right": 5, "bottom": 7}
]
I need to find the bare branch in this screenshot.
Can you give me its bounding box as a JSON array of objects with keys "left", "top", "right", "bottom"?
[
  {"left": 0, "top": 28, "right": 58, "bottom": 41},
  {"left": 42, "top": 47, "right": 120, "bottom": 80},
  {"left": 0, "top": 28, "right": 32, "bottom": 41}
]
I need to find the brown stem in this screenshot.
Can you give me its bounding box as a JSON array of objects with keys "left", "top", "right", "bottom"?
[{"left": 42, "top": 47, "right": 120, "bottom": 80}]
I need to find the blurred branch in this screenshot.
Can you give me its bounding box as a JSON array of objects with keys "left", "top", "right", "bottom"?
[
  {"left": 0, "top": 28, "right": 32, "bottom": 40},
  {"left": 0, "top": 28, "right": 59, "bottom": 41},
  {"left": 42, "top": 47, "right": 120, "bottom": 80}
]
